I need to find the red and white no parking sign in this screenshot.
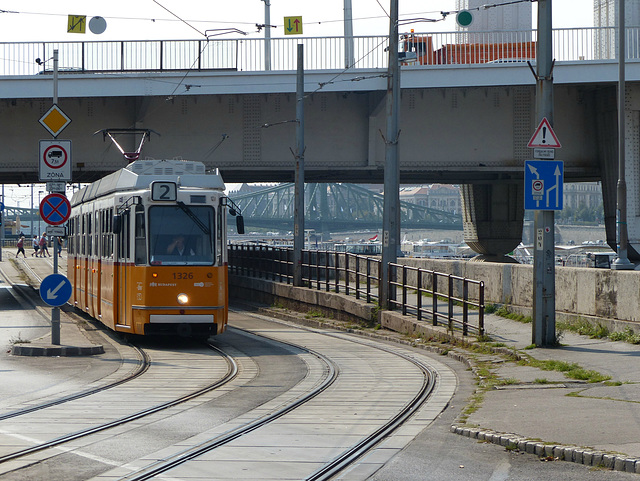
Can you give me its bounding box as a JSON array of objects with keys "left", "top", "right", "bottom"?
[{"left": 39, "top": 139, "right": 72, "bottom": 182}]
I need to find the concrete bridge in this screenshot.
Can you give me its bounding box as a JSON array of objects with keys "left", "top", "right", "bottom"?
[{"left": 0, "top": 28, "right": 639, "bottom": 257}]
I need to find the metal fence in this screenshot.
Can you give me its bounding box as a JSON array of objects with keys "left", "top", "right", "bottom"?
[
  {"left": 228, "top": 244, "right": 484, "bottom": 336},
  {"left": 1, "top": 27, "right": 638, "bottom": 76},
  {"left": 388, "top": 263, "right": 484, "bottom": 336}
]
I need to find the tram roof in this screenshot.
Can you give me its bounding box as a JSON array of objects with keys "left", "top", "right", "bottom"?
[{"left": 71, "top": 159, "right": 225, "bottom": 206}]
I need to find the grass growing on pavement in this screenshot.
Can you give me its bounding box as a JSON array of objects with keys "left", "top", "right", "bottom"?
[
  {"left": 558, "top": 319, "right": 640, "bottom": 344},
  {"left": 520, "top": 357, "right": 611, "bottom": 383},
  {"left": 485, "top": 304, "right": 532, "bottom": 324}
]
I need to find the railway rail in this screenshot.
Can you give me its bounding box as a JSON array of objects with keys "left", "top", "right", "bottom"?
[{"left": 92, "top": 315, "right": 447, "bottom": 481}]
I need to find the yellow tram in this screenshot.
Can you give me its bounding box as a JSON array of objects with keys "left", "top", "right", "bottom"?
[{"left": 67, "top": 159, "right": 243, "bottom": 338}]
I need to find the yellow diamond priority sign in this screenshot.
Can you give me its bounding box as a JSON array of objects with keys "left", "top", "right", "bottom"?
[{"left": 39, "top": 104, "right": 72, "bottom": 138}]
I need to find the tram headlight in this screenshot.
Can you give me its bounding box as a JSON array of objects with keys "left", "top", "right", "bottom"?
[{"left": 177, "top": 293, "right": 189, "bottom": 305}]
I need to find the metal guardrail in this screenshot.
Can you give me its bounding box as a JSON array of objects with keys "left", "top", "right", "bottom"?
[
  {"left": 228, "top": 244, "right": 485, "bottom": 336},
  {"left": 1, "top": 27, "right": 638, "bottom": 76},
  {"left": 388, "top": 263, "right": 484, "bottom": 336}
]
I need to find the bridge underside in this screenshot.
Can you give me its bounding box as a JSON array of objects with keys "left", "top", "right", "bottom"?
[{"left": 0, "top": 81, "right": 636, "bottom": 257}]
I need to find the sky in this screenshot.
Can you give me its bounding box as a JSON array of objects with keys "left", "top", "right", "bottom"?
[
  {"left": 0, "top": 0, "right": 593, "bottom": 43},
  {"left": 0, "top": 0, "right": 594, "bottom": 205}
]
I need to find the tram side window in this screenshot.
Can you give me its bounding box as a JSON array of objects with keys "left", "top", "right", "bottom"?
[
  {"left": 87, "top": 213, "right": 92, "bottom": 256},
  {"left": 217, "top": 206, "right": 223, "bottom": 265},
  {"left": 135, "top": 206, "right": 147, "bottom": 265},
  {"left": 119, "top": 211, "right": 131, "bottom": 260},
  {"left": 108, "top": 208, "right": 113, "bottom": 257},
  {"left": 94, "top": 211, "right": 100, "bottom": 257},
  {"left": 81, "top": 215, "right": 86, "bottom": 255}
]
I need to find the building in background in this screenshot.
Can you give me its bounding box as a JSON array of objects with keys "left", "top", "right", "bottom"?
[
  {"left": 455, "top": 0, "right": 532, "bottom": 44},
  {"left": 399, "top": 184, "right": 461, "bottom": 214},
  {"left": 563, "top": 182, "right": 603, "bottom": 210},
  {"left": 594, "top": 0, "right": 640, "bottom": 59}
]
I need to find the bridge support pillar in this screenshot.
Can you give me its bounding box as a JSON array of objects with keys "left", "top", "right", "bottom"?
[
  {"left": 598, "top": 85, "right": 640, "bottom": 260},
  {"left": 461, "top": 183, "right": 524, "bottom": 259}
]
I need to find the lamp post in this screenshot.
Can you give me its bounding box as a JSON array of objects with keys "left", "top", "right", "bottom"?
[{"left": 612, "top": 0, "right": 634, "bottom": 270}]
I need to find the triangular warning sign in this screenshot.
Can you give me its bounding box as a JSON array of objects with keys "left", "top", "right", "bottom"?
[{"left": 528, "top": 117, "right": 561, "bottom": 148}]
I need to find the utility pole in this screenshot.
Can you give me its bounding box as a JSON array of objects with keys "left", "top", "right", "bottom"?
[
  {"left": 612, "top": 0, "right": 634, "bottom": 270},
  {"left": 344, "top": 0, "right": 355, "bottom": 68},
  {"left": 293, "top": 44, "right": 305, "bottom": 286},
  {"left": 263, "top": 0, "right": 271, "bottom": 71},
  {"left": 532, "top": 1, "right": 555, "bottom": 346},
  {"left": 381, "top": 0, "right": 400, "bottom": 308}
]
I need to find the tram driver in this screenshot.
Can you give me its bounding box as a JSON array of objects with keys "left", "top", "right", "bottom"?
[{"left": 166, "top": 234, "right": 195, "bottom": 256}]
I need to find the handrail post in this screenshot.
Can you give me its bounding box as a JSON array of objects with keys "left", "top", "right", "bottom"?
[
  {"left": 334, "top": 252, "right": 339, "bottom": 293},
  {"left": 366, "top": 258, "right": 372, "bottom": 303},
  {"left": 417, "top": 268, "right": 422, "bottom": 321},
  {"left": 355, "top": 256, "right": 360, "bottom": 300},
  {"left": 448, "top": 274, "right": 454, "bottom": 332},
  {"left": 463, "top": 279, "right": 469, "bottom": 336},
  {"left": 479, "top": 281, "right": 485, "bottom": 337},
  {"left": 325, "top": 250, "right": 330, "bottom": 292},
  {"left": 432, "top": 273, "right": 438, "bottom": 326},
  {"left": 345, "top": 254, "right": 350, "bottom": 296},
  {"left": 402, "top": 265, "right": 407, "bottom": 315}
]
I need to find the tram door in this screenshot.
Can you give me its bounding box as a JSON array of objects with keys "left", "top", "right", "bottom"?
[{"left": 116, "top": 210, "right": 131, "bottom": 329}]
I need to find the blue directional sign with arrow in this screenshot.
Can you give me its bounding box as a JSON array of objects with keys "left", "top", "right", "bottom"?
[
  {"left": 40, "top": 273, "right": 72, "bottom": 307},
  {"left": 524, "top": 160, "right": 564, "bottom": 211}
]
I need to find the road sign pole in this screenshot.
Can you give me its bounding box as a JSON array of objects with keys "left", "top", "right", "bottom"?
[
  {"left": 533, "top": 0, "right": 556, "bottom": 347},
  {"left": 51, "top": 236, "right": 60, "bottom": 344}
]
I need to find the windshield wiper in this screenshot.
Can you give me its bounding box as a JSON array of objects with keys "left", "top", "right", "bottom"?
[{"left": 177, "top": 201, "right": 211, "bottom": 236}]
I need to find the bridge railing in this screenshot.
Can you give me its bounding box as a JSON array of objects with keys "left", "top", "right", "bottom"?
[
  {"left": 228, "top": 244, "right": 485, "bottom": 336},
  {"left": 1, "top": 27, "right": 638, "bottom": 76}
]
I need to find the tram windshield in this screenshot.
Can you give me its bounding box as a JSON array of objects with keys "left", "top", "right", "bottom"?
[{"left": 148, "top": 205, "right": 215, "bottom": 265}]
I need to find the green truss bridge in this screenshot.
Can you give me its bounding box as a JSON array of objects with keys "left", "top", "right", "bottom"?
[{"left": 229, "top": 183, "right": 462, "bottom": 232}]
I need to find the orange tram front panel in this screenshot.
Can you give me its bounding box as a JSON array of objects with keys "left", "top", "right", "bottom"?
[{"left": 69, "top": 256, "right": 228, "bottom": 337}]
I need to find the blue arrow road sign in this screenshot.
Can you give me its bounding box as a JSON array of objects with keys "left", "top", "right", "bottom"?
[
  {"left": 40, "top": 273, "right": 72, "bottom": 307},
  {"left": 524, "top": 160, "right": 564, "bottom": 211}
]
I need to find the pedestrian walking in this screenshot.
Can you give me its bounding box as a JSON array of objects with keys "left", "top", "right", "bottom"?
[
  {"left": 57, "top": 236, "right": 63, "bottom": 257},
  {"left": 31, "top": 235, "right": 39, "bottom": 257},
  {"left": 16, "top": 235, "right": 26, "bottom": 258},
  {"left": 39, "top": 233, "right": 50, "bottom": 257}
]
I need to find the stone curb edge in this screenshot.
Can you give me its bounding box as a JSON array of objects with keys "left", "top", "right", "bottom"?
[
  {"left": 11, "top": 344, "right": 105, "bottom": 357},
  {"left": 449, "top": 424, "right": 640, "bottom": 473}
]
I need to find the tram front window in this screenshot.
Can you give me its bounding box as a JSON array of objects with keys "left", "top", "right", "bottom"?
[{"left": 148, "top": 205, "right": 215, "bottom": 265}]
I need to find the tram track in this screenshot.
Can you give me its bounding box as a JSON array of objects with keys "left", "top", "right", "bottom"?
[
  {"left": 0, "top": 340, "right": 238, "bottom": 469},
  {"left": 0, "top": 258, "right": 150, "bottom": 421},
  {"left": 99, "top": 318, "right": 439, "bottom": 481}
]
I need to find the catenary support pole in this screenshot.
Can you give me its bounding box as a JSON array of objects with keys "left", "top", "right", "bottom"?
[
  {"left": 381, "top": 0, "right": 400, "bottom": 308},
  {"left": 293, "top": 44, "right": 305, "bottom": 286},
  {"left": 532, "top": 1, "right": 556, "bottom": 346}
]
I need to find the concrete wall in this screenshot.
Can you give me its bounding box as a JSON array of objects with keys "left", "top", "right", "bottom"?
[{"left": 231, "top": 257, "right": 640, "bottom": 334}]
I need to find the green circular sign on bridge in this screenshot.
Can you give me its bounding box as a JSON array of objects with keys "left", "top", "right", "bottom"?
[{"left": 456, "top": 10, "right": 473, "bottom": 27}]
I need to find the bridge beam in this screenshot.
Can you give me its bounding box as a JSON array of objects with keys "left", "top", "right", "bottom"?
[{"left": 461, "top": 183, "right": 524, "bottom": 258}]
